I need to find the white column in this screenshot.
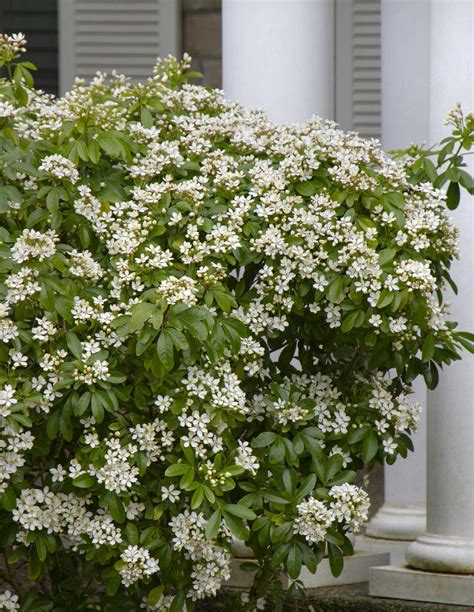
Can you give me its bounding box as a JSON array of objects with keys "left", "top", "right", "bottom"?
[
  {"left": 365, "top": 2, "right": 431, "bottom": 548},
  {"left": 222, "top": 0, "right": 334, "bottom": 124},
  {"left": 371, "top": 1, "right": 474, "bottom": 604},
  {"left": 405, "top": 0, "right": 474, "bottom": 574}
]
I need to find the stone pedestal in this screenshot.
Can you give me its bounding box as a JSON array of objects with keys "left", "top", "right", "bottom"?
[
  {"left": 227, "top": 550, "right": 390, "bottom": 591},
  {"left": 370, "top": 566, "right": 474, "bottom": 607},
  {"left": 356, "top": 535, "right": 412, "bottom": 567}
]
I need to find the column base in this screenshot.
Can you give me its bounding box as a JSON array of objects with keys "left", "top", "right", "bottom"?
[
  {"left": 226, "top": 550, "right": 390, "bottom": 591},
  {"left": 406, "top": 533, "right": 474, "bottom": 574},
  {"left": 370, "top": 565, "right": 474, "bottom": 607},
  {"left": 355, "top": 534, "right": 409, "bottom": 565},
  {"left": 365, "top": 504, "right": 426, "bottom": 541}
]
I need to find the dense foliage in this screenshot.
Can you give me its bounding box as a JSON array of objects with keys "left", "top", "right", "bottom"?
[{"left": 0, "top": 33, "right": 473, "bottom": 611}]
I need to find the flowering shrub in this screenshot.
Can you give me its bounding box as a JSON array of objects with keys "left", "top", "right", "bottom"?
[{"left": 0, "top": 33, "right": 473, "bottom": 611}]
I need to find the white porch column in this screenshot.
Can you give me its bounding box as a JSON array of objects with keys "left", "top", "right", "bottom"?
[
  {"left": 364, "top": 0, "right": 430, "bottom": 551},
  {"left": 371, "top": 1, "right": 474, "bottom": 605},
  {"left": 222, "top": 0, "right": 334, "bottom": 123},
  {"left": 405, "top": 0, "right": 474, "bottom": 574}
]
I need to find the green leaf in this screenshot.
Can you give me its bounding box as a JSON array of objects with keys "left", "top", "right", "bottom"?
[
  {"left": 130, "top": 302, "right": 156, "bottom": 332},
  {"left": 88, "top": 140, "right": 101, "bottom": 164},
  {"left": 35, "top": 533, "right": 47, "bottom": 562},
  {"left": 328, "top": 470, "right": 357, "bottom": 486},
  {"left": 377, "top": 289, "right": 394, "bottom": 308},
  {"left": 269, "top": 438, "right": 286, "bottom": 464},
  {"left": 169, "top": 591, "right": 185, "bottom": 612},
  {"left": 446, "top": 181, "right": 460, "bottom": 210},
  {"left": 166, "top": 327, "right": 189, "bottom": 351},
  {"left": 107, "top": 492, "right": 126, "bottom": 523},
  {"left": 287, "top": 543, "right": 302, "bottom": 579},
  {"left": 223, "top": 512, "right": 250, "bottom": 541},
  {"left": 220, "top": 318, "right": 243, "bottom": 353},
  {"left": 294, "top": 474, "right": 316, "bottom": 502},
  {"left": 72, "top": 473, "right": 95, "bottom": 489},
  {"left": 328, "top": 276, "right": 344, "bottom": 302},
  {"left": 191, "top": 485, "right": 205, "bottom": 509},
  {"left": 341, "top": 309, "right": 365, "bottom": 332},
  {"left": 125, "top": 523, "right": 139, "bottom": 545},
  {"left": 66, "top": 332, "right": 82, "bottom": 359},
  {"left": 224, "top": 504, "right": 257, "bottom": 521},
  {"left": 28, "top": 549, "right": 42, "bottom": 581},
  {"left": 261, "top": 491, "right": 290, "bottom": 505},
  {"left": 423, "top": 360, "right": 439, "bottom": 390},
  {"left": 252, "top": 431, "right": 277, "bottom": 448},
  {"left": 458, "top": 169, "right": 473, "bottom": 192},
  {"left": 205, "top": 509, "right": 222, "bottom": 540},
  {"left": 165, "top": 463, "right": 190, "bottom": 477},
  {"left": 361, "top": 430, "right": 379, "bottom": 463},
  {"left": 157, "top": 329, "right": 174, "bottom": 370},
  {"left": 378, "top": 248, "right": 397, "bottom": 267},
  {"left": 148, "top": 586, "right": 165, "bottom": 606},
  {"left": 140, "top": 106, "right": 154, "bottom": 128},
  {"left": 179, "top": 310, "right": 209, "bottom": 341},
  {"left": 1, "top": 486, "right": 17, "bottom": 511},
  {"left": 209, "top": 285, "right": 238, "bottom": 313},
  {"left": 294, "top": 180, "right": 317, "bottom": 196},
  {"left": 422, "top": 333, "right": 436, "bottom": 362},
  {"left": 347, "top": 426, "right": 367, "bottom": 444},
  {"left": 327, "top": 542, "right": 344, "bottom": 577}
]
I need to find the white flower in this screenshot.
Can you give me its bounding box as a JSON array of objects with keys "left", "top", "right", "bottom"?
[
  {"left": 0, "top": 385, "right": 17, "bottom": 418},
  {"left": 383, "top": 436, "right": 398, "bottom": 455},
  {"left": 9, "top": 350, "right": 27, "bottom": 368},
  {"left": 11, "top": 229, "right": 58, "bottom": 263},
  {"left": 235, "top": 441, "right": 260, "bottom": 476},
  {"left": 0, "top": 590, "right": 20, "bottom": 611},
  {"left": 369, "top": 313, "right": 382, "bottom": 327},
  {"left": 294, "top": 497, "right": 334, "bottom": 544},
  {"left": 161, "top": 484, "right": 180, "bottom": 503},
  {"left": 32, "top": 317, "right": 57, "bottom": 342},
  {"left": 119, "top": 545, "right": 160, "bottom": 586},
  {"left": 50, "top": 464, "right": 67, "bottom": 482},
  {"left": 39, "top": 154, "right": 79, "bottom": 183}
]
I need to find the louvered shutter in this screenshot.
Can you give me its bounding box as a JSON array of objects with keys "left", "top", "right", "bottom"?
[
  {"left": 335, "top": 0, "right": 382, "bottom": 139},
  {"left": 58, "top": 0, "right": 180, "bottom": 94},
  {"left": 0, "top": 0, "right": 59, "bottom": 94}
]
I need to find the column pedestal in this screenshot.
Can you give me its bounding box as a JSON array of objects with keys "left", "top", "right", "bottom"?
[
  {"left": 370, "top": 566, "right": 474, "bottom": 607},
  {"left": 228, "top": 550, "right": 390, "bottom": 591}
]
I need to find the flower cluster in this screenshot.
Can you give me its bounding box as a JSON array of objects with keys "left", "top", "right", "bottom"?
[
  {"left": 169, "top": 510, "right": 231, "bottom": 599},
  {"left": 119, "top": 545, "right": 160, "bottom": 587},
  {"left": 294, "top": 484, "right": 370, "bottom": 545}
]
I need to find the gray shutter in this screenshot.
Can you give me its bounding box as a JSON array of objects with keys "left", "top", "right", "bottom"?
[
  {"left": 335, "top": 0, "right": 381, "bottom": 139},
  {"left": 59, "top": 0, "right": 181, "bottom": 94},
  {"left": 0, "top": 0, "right": 59, "bottom": 94}
]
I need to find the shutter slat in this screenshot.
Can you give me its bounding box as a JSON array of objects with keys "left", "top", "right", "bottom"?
[{"left": 351, "top": 0, "right": 381, "bottom": 139}]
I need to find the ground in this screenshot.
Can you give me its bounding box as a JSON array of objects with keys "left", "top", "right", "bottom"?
[{"left": 196, "top": 584, "right": 472, "bottom": 611}]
